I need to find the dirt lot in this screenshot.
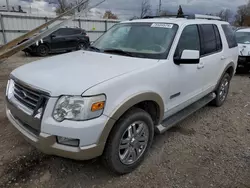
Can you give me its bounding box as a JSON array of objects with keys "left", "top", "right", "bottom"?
[{"left": 0, "top": 52, "right": 250, "bottom": 188}]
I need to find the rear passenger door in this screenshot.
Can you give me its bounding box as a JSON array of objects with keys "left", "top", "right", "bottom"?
[
  {"left": 198, "top": 24, "right": 224, "bottom": 94},
  {"left": 50, "top": 28, "right": 67, "bottom": 51}
]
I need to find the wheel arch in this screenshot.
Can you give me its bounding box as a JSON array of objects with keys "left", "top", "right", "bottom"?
[
  {"left": 215, "top": 62, "right": 235, "bottom": 89},
  {"left": 98, "top": 92, "right": 164, "bottom": 147}
]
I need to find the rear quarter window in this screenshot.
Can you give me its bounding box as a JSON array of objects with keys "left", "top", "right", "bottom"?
[
  {"left": 222, "top": 25, "right": 238, "bottom": 48},
  {"left": 61, "top": 28, "right": 82, "bottom": 36}
]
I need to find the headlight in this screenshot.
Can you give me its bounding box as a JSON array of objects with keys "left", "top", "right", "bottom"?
[
  {"left": 6, "top": 79, "right": 15, "bottom": 99},
  {"left": 53, "top": 95, "right": 106, "bottom": 122}
]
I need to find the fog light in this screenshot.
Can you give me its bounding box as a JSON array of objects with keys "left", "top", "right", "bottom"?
[{"left": 56, "top": 136, "right": 79, "bottom": 147}]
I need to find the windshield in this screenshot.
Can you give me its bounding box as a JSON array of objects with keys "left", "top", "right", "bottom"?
[
  {"left": 236, "top": 32, "right": 250, "bottom": 44},
  {"left": 92, "top": 22, "right": 178, "bottom": 59}
]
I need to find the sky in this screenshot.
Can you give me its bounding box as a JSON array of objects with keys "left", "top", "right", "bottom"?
[{"left": 0, "top": 0, "right": 249, "bottom": 18}]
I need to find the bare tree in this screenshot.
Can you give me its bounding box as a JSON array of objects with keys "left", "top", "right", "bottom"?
[
  {"left": 217, "top": 9, "right": 232, "bottom": 22},
  {"left": 235, "top": 5, "right": 248, "bottom": 26},
  {"left": 140, "top": 0, "right": 151, "bottom": 18},
  {"left": 234, "top": 1, "right": 250, "bottom": 26},
  {"left": 55, "top": 0, "right": 89, "bottom": 15}
]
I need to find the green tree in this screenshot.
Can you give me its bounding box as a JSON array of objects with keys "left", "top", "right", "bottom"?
[{"left": 103, "top": 11, "right": 118, "bottom": 19}]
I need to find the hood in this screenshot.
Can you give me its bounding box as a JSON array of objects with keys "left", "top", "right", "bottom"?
[
  {"left": 238, "top": 43, "right": 250, "bottom": 56},
  {"left": 11, "top": 51, "right": 157, "bottom": 96}
]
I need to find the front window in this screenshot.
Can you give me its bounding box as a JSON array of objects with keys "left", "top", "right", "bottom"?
[
  {"left": 236, "top": 32, "right": 250, "bottom": 44},
  {"left": 91, "top": 22, "right": 178, "bottom": 59}
]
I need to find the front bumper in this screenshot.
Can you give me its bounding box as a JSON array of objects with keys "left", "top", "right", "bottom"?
[
  {"left": 6, "top": 97, "right": 110, "bottom": 160},
  {"left": 238, "top": 56, "right": 250, "bottom": 67},
  {"left": 6, "top": 108, "right": 106, "bottom": 160},
  {"left": 22, "top": 45, "right": 37, "bottom": 54}
]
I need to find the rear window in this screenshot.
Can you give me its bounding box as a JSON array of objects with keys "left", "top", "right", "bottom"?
[{"left": 222, "top": 25, "right": 238, "bottom": 48}]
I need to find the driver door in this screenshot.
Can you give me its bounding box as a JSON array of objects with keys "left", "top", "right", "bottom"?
[{"left": 165, "top": 24, "right": 204, "bottom": 117}]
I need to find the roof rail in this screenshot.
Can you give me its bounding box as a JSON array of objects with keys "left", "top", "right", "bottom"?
[
  {"left": 190, "top": 14, "right": 221, "bottom": 20},
  {"left": 142, "top": 14, "right": 221, "bottom": 21},
  {"left": 142, "top": 15, "right": 189, "bottom": 19}
]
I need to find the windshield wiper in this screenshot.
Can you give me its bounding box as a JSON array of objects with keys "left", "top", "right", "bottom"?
[
  {"left": 103, "top": 48, "right": 135, "bottom": 57},
  {"left": 87, "top": 45, "right": 101, "bottom": 52}
]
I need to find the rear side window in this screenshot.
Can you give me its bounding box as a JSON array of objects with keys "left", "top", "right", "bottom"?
[
  {"left": 200, "top": 24, "right": 218, "bottom": 56},
  {"left": 53, "top": 28, "right": 64, "bottom": 36},
  {"left": 222, "top": 25, "right": 238, "bottom": 48},
  {"left": 174, "top": 25, "right": 200, "bottom": 58},
  {"left": 61, "top": 28, "right": 81, "bottom": 36}
]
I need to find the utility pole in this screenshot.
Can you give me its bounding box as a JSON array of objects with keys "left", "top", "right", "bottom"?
[
  {"left": 158, "top": 0, "right": 162, "bottom": 15},
  {"left": 6, "top": 0, "right": 10, "bottom": 12}
]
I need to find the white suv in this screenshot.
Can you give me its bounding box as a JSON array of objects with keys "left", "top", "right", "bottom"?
[
  {"left": 236, "top": 28, "right": 250, "bottom": 73},
  {"left": 6, "top": 15, "right": 238, "bottom": 174}
]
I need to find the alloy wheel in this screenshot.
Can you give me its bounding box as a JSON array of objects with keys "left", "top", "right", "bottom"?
[{"left": 119, "top": 121, "right": 149, "bottom": 165}]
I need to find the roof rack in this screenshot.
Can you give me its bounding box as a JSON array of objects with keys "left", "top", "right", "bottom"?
[
  {"left": 142, "top": 14, "right": 221, "bottom": 21},
  {"left": 191, "top": 14, "right": 221, "bottom": 20}
]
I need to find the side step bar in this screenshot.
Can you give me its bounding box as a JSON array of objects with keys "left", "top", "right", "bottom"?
[{"left": 156, "top": 93, "right": 216, "bottom": 134}]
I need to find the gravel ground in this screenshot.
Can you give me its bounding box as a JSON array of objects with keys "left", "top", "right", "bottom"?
[{"left": 0, "top": 52, "right": 250, "bottom": 188}]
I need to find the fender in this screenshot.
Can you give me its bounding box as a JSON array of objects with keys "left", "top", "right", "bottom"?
[{"left": 97, "top": 92, "right": 165, "bottom": 147}]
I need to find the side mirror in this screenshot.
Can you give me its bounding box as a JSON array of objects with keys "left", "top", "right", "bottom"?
[
  {"left": 174, "top": 50, "right": 200, "bottom": 65},
  {"left": 51, "top": 34, "right": 56, "bottom": 38}
]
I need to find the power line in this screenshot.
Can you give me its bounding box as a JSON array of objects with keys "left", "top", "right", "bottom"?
[
  {"left": 5, "top": 0, "right": 9, "bottom": 11},
  {"left": 159, "top": 0, "right": 162, "bottom": 15}
]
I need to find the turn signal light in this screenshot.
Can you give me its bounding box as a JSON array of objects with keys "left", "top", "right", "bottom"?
[{"left": 91, "top": 101, "right": 105, "bottom": 112}]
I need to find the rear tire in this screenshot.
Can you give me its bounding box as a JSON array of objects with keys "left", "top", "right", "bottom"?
[
  {"left": 102, "top": 108, "right": 154, "bottom": 175},
  {"left": 36, "top": 44, "right": 49, "bottom": 57},
  {"left": 211, "top": 73, "right": 231, "bottom": 107}
]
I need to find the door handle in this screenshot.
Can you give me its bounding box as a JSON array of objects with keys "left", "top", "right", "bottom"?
[
  {"left": 197, "top": 63, "right": 204, "bottom": 69},
  {"left": 221, "top": 56, "right": 226, "bottom": 60}
]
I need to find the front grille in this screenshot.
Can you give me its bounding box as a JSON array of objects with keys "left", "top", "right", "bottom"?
[
  {"left": 13, "top": 82, "right": 41, "bottom": 110},
  {"left": 14, "top": 115, "right": 40, "bottom": 136}
]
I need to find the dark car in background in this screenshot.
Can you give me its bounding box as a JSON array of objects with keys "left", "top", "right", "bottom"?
[{"left": 23, "top": 27, "right": 90, "bottom": 56}]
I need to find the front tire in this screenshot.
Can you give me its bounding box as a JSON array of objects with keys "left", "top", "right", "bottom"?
[
  {"left": 102, "top": 108, "right": 154, "bottom": 175},
  {"left": 211, "top": 73, "right": 231, "bottom": 107},
  {"left": 77, "top": 42, "right": 88, "bottom": 50}
]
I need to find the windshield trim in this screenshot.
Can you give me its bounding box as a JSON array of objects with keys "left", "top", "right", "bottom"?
[{"left": 91, "top": 22, "right": 179, "bottom": 60}]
